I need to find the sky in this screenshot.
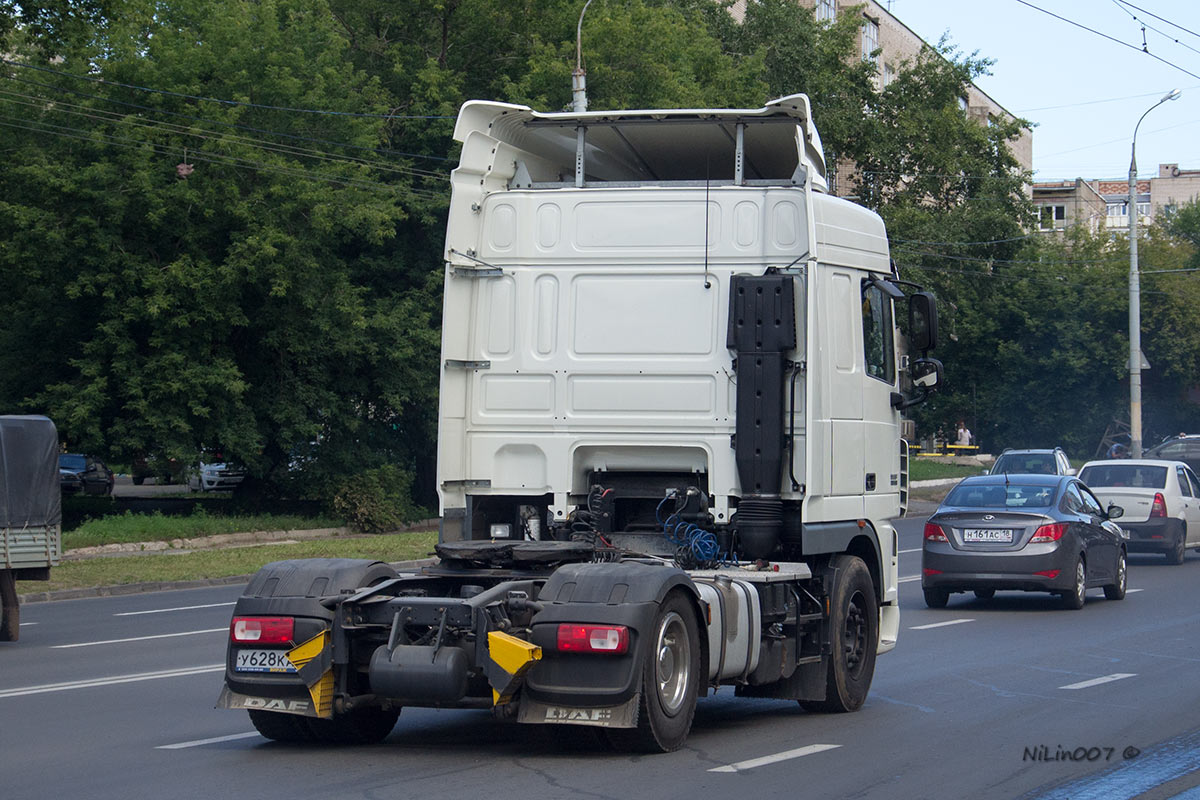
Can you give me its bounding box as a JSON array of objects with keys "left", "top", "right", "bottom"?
[{"left": 886, "top": 0, "right": 1200, "bottom": 182}]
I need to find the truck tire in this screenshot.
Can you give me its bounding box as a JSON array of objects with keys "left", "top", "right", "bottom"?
[
  {"left": 306, "top": 706, "right": 401, "bottom": 745},
  {"left": 801, "top": 555, "right": 878, "bottom": 713},
  {"left": 605, "top": 591, "right": 700, "bottom": 753},
  {"left": 0, "top": 570, "right": 18, "bottom": 642},
  {"left": 248, "top": 709, "right": 316, "bottom": 743}
]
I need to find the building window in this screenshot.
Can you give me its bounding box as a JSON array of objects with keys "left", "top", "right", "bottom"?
[
  {"left": 958, "top": 96, "right": 969, "bottom": 114},
  {"left": 1039, "top": 205, "right": 1066, "bottom": 230},
  {"left": 882, "top": 63, "right": 895, "bottom": 87},
  {"left": 816, "top": 0, "right": 836, "bottom": 22},
  {"left": 862, "top": 17, "right": 879, "bottom": 64},
  {"left": 1137, "top": 202, "right": 1151, "bottom": 216},
  {"left": 1107, "top": 203, "right": 1126, "bottom": 216}
]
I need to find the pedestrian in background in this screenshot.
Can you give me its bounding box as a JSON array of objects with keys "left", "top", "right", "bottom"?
[{"left": 956, "top": 420, "right": 972, "bottom": 447}]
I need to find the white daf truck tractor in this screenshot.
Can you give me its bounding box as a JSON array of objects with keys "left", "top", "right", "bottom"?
[{"left": 216, "top": 94, "right": 944, "bottom": 752}]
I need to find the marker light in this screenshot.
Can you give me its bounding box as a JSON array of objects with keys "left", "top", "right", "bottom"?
[
  {"left": 231, "top": 616, "right": 294, "bottom": 644},
  {"left": 556, "top": 624, "right": 629, "bottom": 654}
]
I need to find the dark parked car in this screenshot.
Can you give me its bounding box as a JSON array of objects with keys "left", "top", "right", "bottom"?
[
  {"left": 922, "top": 474, "right": 1127, "bottom": 609},
  {"left": 58, "top": 453, "right": 114, "bottom": 496},
  {"left": 989, "top": 448, "right": 1074, "bottom": 476},
  {"left": 1143, "top": 435, "right": 1200, "bottom": 476}
]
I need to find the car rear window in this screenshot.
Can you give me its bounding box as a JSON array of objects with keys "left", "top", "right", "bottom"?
[
  {"left": 1079, "top": 464, "right": 1168, "bottom": 489},
  {"left": 59, "top": 454, "right": 86, "bottom": 471},
  {"left": 992, "top": 454, "right": 1057, "bottom": 475},
  {"left": 944, "top": 483, "right": 1056, "bottom": 509}
]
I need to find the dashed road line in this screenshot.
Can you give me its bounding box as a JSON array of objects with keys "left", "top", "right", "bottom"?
[
  {"left": 910, "top": 618, "right": 975, "bottom": 630},
  {"left": 116, "top": 602, "right": 236, "bottom": 617},
  {"left": 158, "top": 732, "right": 261, "bottom": 750},
  {"left": 0, "top": 665, "right": 225, "bottom": 698},
  {"left": 52, "top": 628, "right": 228, "bottom": 649},
  {"left": 1060, "top": 673, "right": 1136, "bottom": 690},
  {"left": 709, "top": 744, "right": 842, "bottom": 773},
  {"left": 899, "top": 575, "right": 921, "bottom": 583},
  {"left": 900, "top": 548, "right": 922, "bottom": 554}
]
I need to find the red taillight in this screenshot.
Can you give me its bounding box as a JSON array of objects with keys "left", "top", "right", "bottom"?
[
  {"left": 1034, "top": 569, "right": 1061, "bottom": 579},
  {"left": 924, "top": 522, "right": 948, "bottom": 542},
  {"left": 556, "top": 624, "right": 629, "bottom": 654},
  {"left": 1030, "top": 523, "right": 1067, "bottom": 543},
  {"left": 1151, "top": 492, "right": 1167, "bottom": 518},
  {"left": 923, "top": 568, "right": 943, "bottom": 575},
  {"left": 230, "top": 616, "right": 294, "bottom": 644}
]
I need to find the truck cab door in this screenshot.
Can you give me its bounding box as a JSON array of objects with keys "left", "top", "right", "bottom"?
[{"left": 860, "top": 279, "right": 900, "bottom": 518}]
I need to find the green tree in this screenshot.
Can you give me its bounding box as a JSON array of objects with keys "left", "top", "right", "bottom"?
[{"left": 0, "top": 0, "right": 440, "bottom": 509}]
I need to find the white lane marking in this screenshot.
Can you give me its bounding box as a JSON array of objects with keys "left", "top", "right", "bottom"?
[
  {"left": 18, "top": 622, "right": 38, "bottom": 627},
  {"left": 116, "top": 602, "right": 236, "bottom": 617},
  {"left": 709, "top": 744, "right": 842, "bottom": 773},
  {"left": 1060, "top": 673, "right": 1137, "bottom": 690},
  {"left": 157, "top": 732, "right": 261, "bottom": 750},
  {"left": 52, "top": 628, "right": 228, "bottom": 649},
  {"left": 1126, "top": 589, "right": 1144, "bottom": 594},
  {"left": 0, "top": 665, "right": 225, "bottom": 698},
  {"left": 910, "top": 618, "right": 975, "bottom": 630},
  {"left": 900, "top": 548, "right": 922, "bottom": 554},
  {"left": 899, "top": 575, "right": 921, "bottom": 583}
]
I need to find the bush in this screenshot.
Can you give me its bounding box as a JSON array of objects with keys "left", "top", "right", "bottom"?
[{"left": 332, "top": 465, "right": 421, "bottom": 533}]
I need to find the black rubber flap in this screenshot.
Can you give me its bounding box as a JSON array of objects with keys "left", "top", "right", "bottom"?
[
  {"left": 435, "top": 541, "right": 517, "bottom": 563},
  {"left": 0, "top": 415, "right": 61, "bottom": 529}
]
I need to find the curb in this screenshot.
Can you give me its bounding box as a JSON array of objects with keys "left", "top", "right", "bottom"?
[
  {"left": 911, "top": 477, "right": 965, "bottom": 488},
  {"left": 18, "top": 557, "right": 439, "bottom": 604}
]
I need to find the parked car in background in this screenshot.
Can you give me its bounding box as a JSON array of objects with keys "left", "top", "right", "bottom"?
[
  {"left": 189, "top": 461, "right": 246, "bottom": 492},
  {"left": 1078, "top": 458, "right": 1200, "bottom": 564},
  {"left": 1143, "top": 435, "right": 1200, "bottom": 476},
  {"left": 131, "top": 454, "right": 185, "bottom": 485},
  {"left": 922, "top": 474, "right": 1127, "bottom": 609},
  {"left": 58, "top": 453, "right": 114, "bottom": 495},
  {"left": 990, "top": 448, "right": 1074, "bottom": 476}
]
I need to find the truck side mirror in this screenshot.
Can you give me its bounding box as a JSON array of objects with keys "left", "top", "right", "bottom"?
[
  {"left": 909, "top": 292, "right": 938, "bottom": 354},
  {"left": 891, "top": 357, "right": 943, "bottom": 410}
]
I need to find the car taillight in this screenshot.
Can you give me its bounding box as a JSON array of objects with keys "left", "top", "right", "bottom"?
[
  {"left": 923, "top": 522, "right": 948, "bottom": 542},
  {"left": 1034, "top": 569, "right": 1061, "bottom": 579},
  {"left": 1030, "top": 523, "right": 1067, "bottom": 543},
  {"left": 556, "top": 624, "right": 629, "bottom": 654},
  {"left": 1151, "top": 492, "right": 1167, "bottom": 518},
  {"left": 231, "top": 616, "right": 294, "bottom": 644}
]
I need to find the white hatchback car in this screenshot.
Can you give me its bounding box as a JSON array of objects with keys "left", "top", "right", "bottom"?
[{"left": 1078, "top": 459, "right": 1200, "bottom": 564}]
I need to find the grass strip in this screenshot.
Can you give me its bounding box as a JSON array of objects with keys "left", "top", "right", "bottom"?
[
  {"left": 909, "top": 460, "right": 985, "bottom": 482},
  {"left": 64, "top": 511, "right": 348, "bottom": 549},
  {"left": 20, "top": 531, "right": 439, "bottom": 594}
]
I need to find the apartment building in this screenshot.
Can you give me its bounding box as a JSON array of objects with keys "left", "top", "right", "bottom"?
[
  {"left": 1034, "top": 163, "right": 1200, "bottom": 233},
  {"left": 731, "top": 0, "right": 1033, "bottom": 198},
  {"left": 1031, "top": 178, "right": 1107, "bottom": 234}
]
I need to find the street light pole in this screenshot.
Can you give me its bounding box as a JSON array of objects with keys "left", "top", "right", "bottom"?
[{"left": 1129, "top": 88, "right": 1180, "bottom": 458}]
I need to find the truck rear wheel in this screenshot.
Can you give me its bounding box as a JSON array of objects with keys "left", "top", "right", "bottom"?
[
  {"left": 605, "top": 592, "right": 700, "bottom": 753},
  {"left": 0, "top": 570, "right": 18, "bottom": 642},
  {"left": 248, "top": 710, "right": 316, "bottom": 743},
  {"left": 801, "top": 555, "right": 878, "bottom": 713},
  {"left": 305, "top": 706, "right": 400, "bottom": 745}
]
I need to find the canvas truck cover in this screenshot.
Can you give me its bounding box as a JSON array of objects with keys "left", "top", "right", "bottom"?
[{"left": 0, "top": 415, "right": 62, "bottom": 529}]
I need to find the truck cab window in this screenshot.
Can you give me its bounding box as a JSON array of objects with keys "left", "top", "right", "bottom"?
[{"left": 861, "top": 282, "right": 895, "bottom": 383}]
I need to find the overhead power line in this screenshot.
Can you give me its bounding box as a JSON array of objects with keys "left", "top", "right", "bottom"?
[
  {"left": 1014, "top": 0, "right": 1200, "bottom": 81},
  {"left": 0, "top": 89, "right": 450, "bottom": 184},
  {"left": 1115, "top": 0, "right": 1200, "bottom": 42},
  {"left": 0, "top": 114, "right": 449, "bottom": 202}
]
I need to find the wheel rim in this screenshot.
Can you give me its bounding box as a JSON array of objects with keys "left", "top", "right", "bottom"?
[
  {"left": 1075, "top": 560, "right": 1085, "bottom": 599},
  {"left": 654, "top": 611, "right": 690, "bottom": 717},
  {"left": 844, "top": 590, "right": 868, "bottom": 679},
  {"left": 1118, "top": 553, "right": 1127, "bottom": 590}
]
